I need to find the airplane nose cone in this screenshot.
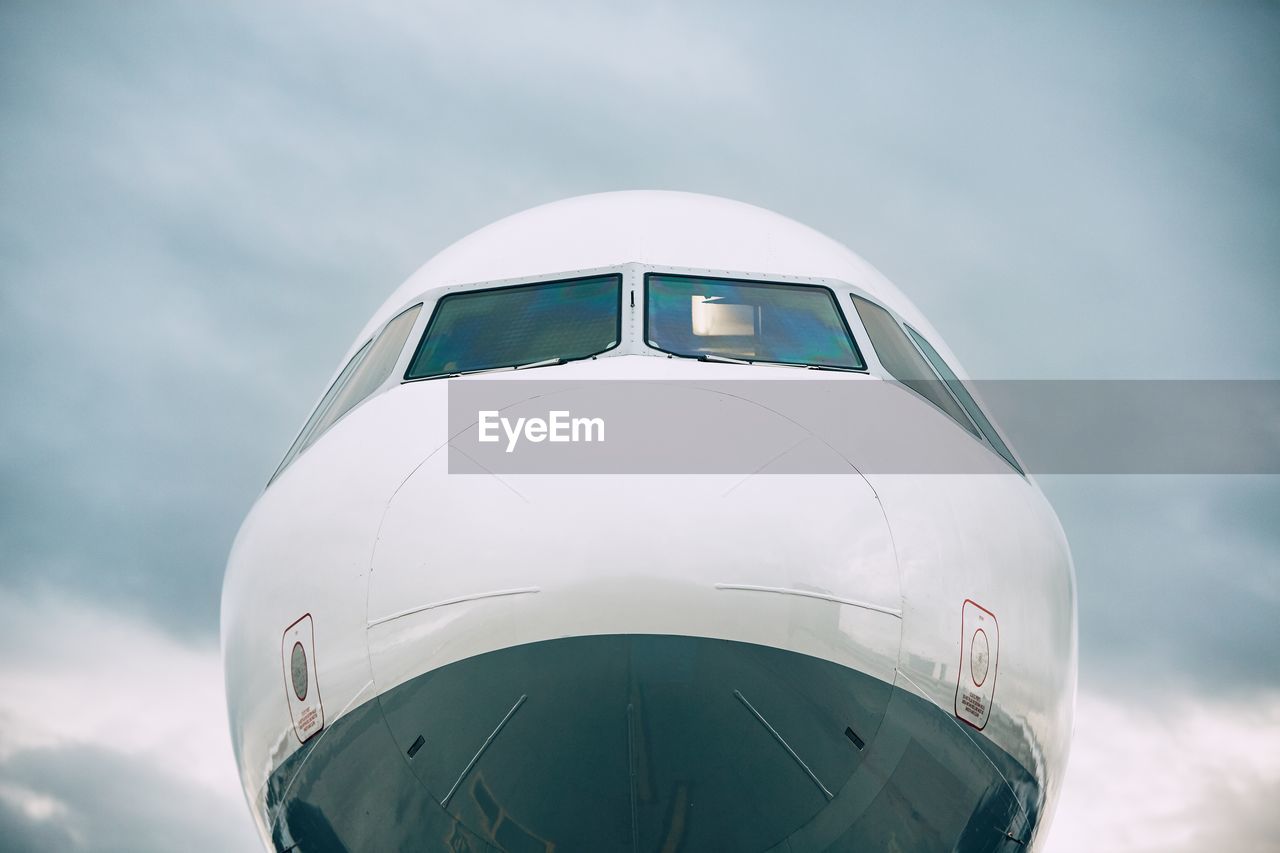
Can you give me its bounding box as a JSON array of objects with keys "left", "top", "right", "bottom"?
[{"left": 263, "top": 376, "right": 1046, "bottom": 852}]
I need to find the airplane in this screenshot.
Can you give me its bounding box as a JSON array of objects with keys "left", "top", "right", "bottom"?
[{"left": 222, "top": 191, "right": 1076, "bottom": 852}]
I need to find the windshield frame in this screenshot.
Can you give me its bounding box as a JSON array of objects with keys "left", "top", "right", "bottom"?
[
  {"left": 642, "top": 272, "right": 867, "bottom": 371},
  {"left": 402, "top": 272, "right": 625, "bottom": 382}
]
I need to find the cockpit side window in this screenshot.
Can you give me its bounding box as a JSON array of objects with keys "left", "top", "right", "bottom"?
[
  {"left": 270, "top": 340, "right": 372, "bottom": 483},
  {"left": 270, "top": 303, "right": 423, "bottom": 483},
  {"left": 849, "top": 295, "right": 980, "bottom": 438},
  {"left": 904, "top": 325, "right": 1023, "bottom": 473},
  {"left": 405, "top": 275, "right": 622, "bottom": 380},
  {"left": 308, "top": 303, "right": 423, "bottom": 441}
]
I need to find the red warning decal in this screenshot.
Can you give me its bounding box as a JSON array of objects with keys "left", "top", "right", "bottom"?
[
  {"left": 954, "top": 599, "right": 999, "bottom": 730},
  {"left": 282, "top": 614, "right": 324, "bottom": 744}
]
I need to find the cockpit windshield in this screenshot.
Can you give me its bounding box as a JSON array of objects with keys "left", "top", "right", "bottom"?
[
  {"left": 645, "top": 274, "right": 865, "bottom": 370},
  {"left": 405, "top": 274, "right": 622, "bottom": 380}
]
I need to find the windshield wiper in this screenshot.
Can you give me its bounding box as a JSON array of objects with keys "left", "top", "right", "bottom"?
[
  {"left": 696, "top": 354, "right": 859, "bottom": 372},
  {"left": 514, "top": 356, "right": 565, "bottom": 370},
  {"left": 445, "top": 357, "right": 566, "bottom": 378},
  {"left": 737, "top": 358, "right": 860, "bottom": 372},
  {"left": 745, "top": 359, "right": 807, "bottom": 369},
  {"left": 799, "top": 363, "right": 861, "bottom": 373}
]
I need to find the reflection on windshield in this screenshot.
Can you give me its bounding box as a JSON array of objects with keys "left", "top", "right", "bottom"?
[
  {"left": 405, "top": 275, "right": 622, "bottom": 380},
  {"left": 645, "top": 274, "right": 864, "bottom": 370}
]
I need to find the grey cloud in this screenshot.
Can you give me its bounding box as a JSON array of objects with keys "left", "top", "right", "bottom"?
[
  {"left": 0, "top": 745, "right": 258, "bottom": 853},
  {"left": 1042, "top": 475, "right": 1280, "bottom": 696},
  {"left": 0, "top": 797, "right": 77, "bottom": 853}
]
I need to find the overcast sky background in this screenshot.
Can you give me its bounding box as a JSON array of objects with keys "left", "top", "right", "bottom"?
[{"left": 1, "top": 2, "right": 1277, "bottom": 851}]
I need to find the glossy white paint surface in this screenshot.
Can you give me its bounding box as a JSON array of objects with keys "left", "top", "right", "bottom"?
[{"left": 222, "top": 192, "right": 1076, "bottom": 849}]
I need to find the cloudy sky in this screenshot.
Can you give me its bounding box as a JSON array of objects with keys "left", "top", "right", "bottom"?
[{"left": 2, "top": 2, "right": 1277, "bottom": 850}]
